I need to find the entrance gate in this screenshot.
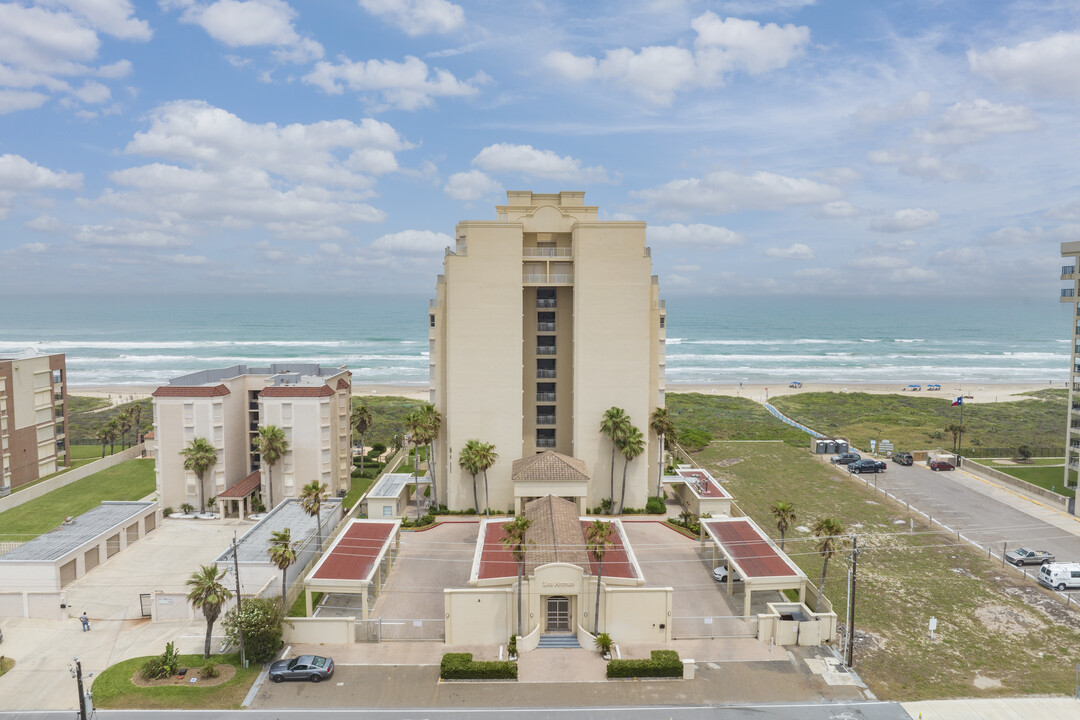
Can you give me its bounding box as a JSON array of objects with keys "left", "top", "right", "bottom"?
[{"left": 546, "top": 596, "right": 569, "bottom": 631}]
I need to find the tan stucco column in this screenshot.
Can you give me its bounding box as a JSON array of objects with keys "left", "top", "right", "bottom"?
[
  {"left": 305, "top": 588, "right": 312, "bottom": 617},
  {"left": 361, "top": 584, "right": 369, "bottom": 621},
  {"left": 743, "top": 587, "right": 752, "bottom": 617},
  {"left": 798, "top": 584, "right": 806, "bottom": 604}
]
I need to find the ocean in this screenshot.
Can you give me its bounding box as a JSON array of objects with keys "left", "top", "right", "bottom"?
[{"left": 0, "top": 294, "right": 1071, "bottom": 387}]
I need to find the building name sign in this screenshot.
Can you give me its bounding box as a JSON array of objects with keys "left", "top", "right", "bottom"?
[{"left": 542, "top": 581, "right": 575, "bottom": 588}]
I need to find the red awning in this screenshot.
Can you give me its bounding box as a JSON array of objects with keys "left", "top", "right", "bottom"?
[{"left": 218, "top": 470, "right": 260, "bottom": 498}]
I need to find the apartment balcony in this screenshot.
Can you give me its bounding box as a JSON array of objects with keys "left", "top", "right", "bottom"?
[
  {"left": 537, "top": 369, "right": 556, "bottom": 379},
  {"left": 536, "top": 438, "right": 557, "bottom": 448},
  {"left": 1062, "top": 288, "right": 1077, "bottom": 302},
  {"left": 1064, "top": 265, "right": 1077, "bottom": 279},
  {"left": 524, "top": 272, "right": 574, "bottom": 285},
  {"left": 537, "top": 345, "right": 557, "bottom": 355},
  {"left": 537, "top": 322, "right": 556, "bottom": 332},
  {"left": 536, "top": 415, "right": 557, "bottom": 426},
  {"left": 524, "top": 247, "right": 572, "bottom": 258},
  {"left": 536, "top": 298, "right": 557, "bottom": 308},
  {"left": 536, "top": 392, "right": 556, "bottom": 402}
]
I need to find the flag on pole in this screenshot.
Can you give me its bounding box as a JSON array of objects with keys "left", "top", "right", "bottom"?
[{"left": 952, "top": 397, "right": 963, "bottom": 406}]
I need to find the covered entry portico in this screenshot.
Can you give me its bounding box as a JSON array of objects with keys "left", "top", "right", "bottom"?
[{"left": 511, "top": 451, "right": 590, "bottom": 514}]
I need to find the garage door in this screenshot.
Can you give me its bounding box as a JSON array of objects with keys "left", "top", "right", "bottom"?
[
  {"left": 106, "top": 533, "right": 121, "bottom": 558},
  {"left": 145, "top": 513, "right": 156, "bottom": 532},
  {"left": 126, "top": 523, "right": 139, "bottom": 544},
  {"left": 84, "top": 547, "right": 100, "bottom": 572},
  {"left": 59, "top": 559, "right": 77, "bottom": 587}
]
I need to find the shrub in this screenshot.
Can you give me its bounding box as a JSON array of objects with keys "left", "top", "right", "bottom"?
[
  {"left": 606, "top": 650, "right": 682, "bottom": 679},
  {"left": 139, "top": 657, "right": 168, "bottom": 680},
  {"left": 162, "top": 507, "right": 173, "bottom": 517},
  {"left": 679, "top": 429, "right": 712, "bottom": 451},
  {"left": 440, "top": 653, "right": 517, "bottom": 680},
  {"left": 207, "top": 496, "right": 217, "bottom": 507},
  {"left": 594, "top": 632, "right": 613, "bottom": 655},
  {"left": 251, "top": 498, "right": 267, "bottom": 513},
  {"left": 200, "top": 661, "right": 219, "bottom": 679},
  {"left": 179, "top": 503, "right": 195, "bottom": 515},
  {"left": 370, "top": 442, "right": 387, "bottom": 456},
  {"left": 645, "top": 496, "right": 666, "bottom": 514},
  {"left": 507, "top": 635, "right": 518, "bottom": 657},
  {"left": 1016, "top": 445, "right": 1033, "bottom": 463},
  {"left": 222, "top": 597, "right": 291, "bottom": 663},
  {"left": 401, "top": 513, "right": 436, "bottom": 528}
]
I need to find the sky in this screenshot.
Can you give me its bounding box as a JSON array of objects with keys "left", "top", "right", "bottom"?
[{"left": 0, "top": 0, "right": 1078, "bottom": 298}]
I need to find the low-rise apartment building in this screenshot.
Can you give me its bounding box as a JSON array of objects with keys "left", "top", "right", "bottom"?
[
  {"left": 152, "top": 364, "right": 352, "bottom": 513},
  {"left": 0, "top": 352, "right": 68, "bottom": 493}
]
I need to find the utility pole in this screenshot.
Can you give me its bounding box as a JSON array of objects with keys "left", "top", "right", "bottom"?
[
  {"left": 845, "top": 535, "right": 859, "bottom": 668},
  {"left": 71, "top": 657, "right": 89, "bottom": 720},
  {"left": 232, "top": 532, "right": 246, "bottom": 669}
]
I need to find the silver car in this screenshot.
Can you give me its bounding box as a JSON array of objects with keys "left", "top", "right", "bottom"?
[{"left": 268, "top": 655, "right": 335, "bottom": 683}]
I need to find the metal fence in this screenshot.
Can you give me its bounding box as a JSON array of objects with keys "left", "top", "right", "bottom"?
[
  {"left": 354, "top": 618, "right": 445, "bottom": 643},
  {"left": 671, "top": 615, "right": 758, "bottom": 639}
]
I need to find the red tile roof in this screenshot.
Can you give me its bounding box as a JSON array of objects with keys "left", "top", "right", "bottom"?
[
  {"left": 259, "top": 384, "right": 334, "bottom": 397},
  {"left": 477, "top": 523, "right": 517, "bottom": 580},
  {"left": 152, "top": 384, "right": 230, "bottom": 397},
  {"left": 312, "top": 522, "right": 396, "bottom": 582},
  {"left": 337, "top": 378, "right": 350, "bottom": 390},
  {"left": 218, "top": 470, "right": 260, "bottom": 499},
  {"left": 582, "top": 521, "right": 636, "bottom": 579},
  {"left": 705, "top": 519, "right": 798, "bottom": 578}
]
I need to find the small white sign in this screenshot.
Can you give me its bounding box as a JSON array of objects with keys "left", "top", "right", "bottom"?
[
  {"left": 703, "top": 618, "right": 713, "bottom": 625},
  {"left": 929, "top": 617, "right": 937, "bottom": 631},
  {"left": 413, "top": 620, "right": 422, "bottom": 627},
  {"left": 870, "top": 440, "right": 876, "bottom": 452}
]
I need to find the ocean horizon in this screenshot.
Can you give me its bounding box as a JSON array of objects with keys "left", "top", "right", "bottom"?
[{"left": 0, "top": 293, "right": 1071, "bottom": 387}]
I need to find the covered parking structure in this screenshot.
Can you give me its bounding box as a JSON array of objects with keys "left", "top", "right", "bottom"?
[
  {"left": 701, "top": 516, "right": 808, "bottom": 617},
  {"left": 363, "top": 473, "right": 429, "bottom": 520},
  {"left": 665, "top": 466, "right": 732, "bottom": 517},
  {"left": 303, "top": 519, "right": 400, "bottom": 620}
]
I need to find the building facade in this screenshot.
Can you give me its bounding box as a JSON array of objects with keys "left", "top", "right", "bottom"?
[
  {"left": 1061, "top": 241, "right": 1080, "bottom": 488},
  {"left": 151, "top": 364, "right": 352, "bottom": 513},
  {"left": 0, "top": 352, "right": 68, "bottom": 492},
  {"left": 430, "top": 191, "right": 665, "bottom": 512}
]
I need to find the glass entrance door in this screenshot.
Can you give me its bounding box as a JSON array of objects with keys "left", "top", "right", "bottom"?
[{"left": 546, "top": 595, "right": 570, "bottom": 631}]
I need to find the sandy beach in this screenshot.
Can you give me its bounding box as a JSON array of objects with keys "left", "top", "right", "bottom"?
[{"left": 69, "top": 381, "right": 1065, "bottom": 406}]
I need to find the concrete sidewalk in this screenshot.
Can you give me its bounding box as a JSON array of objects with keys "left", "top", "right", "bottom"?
[{"left": 904, "top": 696, "right": 1080, "bottom": 719}]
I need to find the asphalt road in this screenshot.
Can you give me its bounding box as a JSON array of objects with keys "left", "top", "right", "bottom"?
[
  {"left": 842, "top": 458, "right": 1080, "bottom": 599},
  {"left": 0, "top": 702, "right": 913, "bottom": 720}
]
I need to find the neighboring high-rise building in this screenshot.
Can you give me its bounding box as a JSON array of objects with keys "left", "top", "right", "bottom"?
[
  {"left": 0, "top": 352, "right": 68, "bottom": 492},
  {"left": 152, "top": 364, "right": 352, "bottom": 513},
  {"left": 1061, "top": 241, "right": 1080, "bottom": 489},
  {"left": 430, "top": 191, "right": 665, "bottom": 513}
]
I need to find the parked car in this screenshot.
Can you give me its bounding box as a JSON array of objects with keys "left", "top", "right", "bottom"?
[
  {"left": 831, "top": 452, "right": 861, "bottom": 465},
  {"left": 1038, "top": 562, "right": 1080, "bottom": 591},
  {"left": 848, "top": 459, "right": 887, "bottom": 474},
  {"left": 712, "top": 566, "right": 742, "bottom": 583},
  {"left": 268, "top": 655, "right": 335, "bottom": 683},
  {"left": 929, "top": 459, "right": 955, "bottom": 471},
  {"left": 1005, "top": 547, "right": 1055, "bottom": 566},
  {"left": 892, "top": 452, "right": 914, "bottom": 466}
]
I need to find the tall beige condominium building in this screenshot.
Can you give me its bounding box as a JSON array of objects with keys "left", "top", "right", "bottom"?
[
  {"left": 1061, "top": 241, "right": 1080, "bottom": 492},
  {"left": 0, "top": 352, "right": 68, "bottom": 492},
  {"left": 152, "top": 364, "right": 352, "bottom": 513},
  {"left": 430, "top": 191, "right": 665, "bottom": 513}
]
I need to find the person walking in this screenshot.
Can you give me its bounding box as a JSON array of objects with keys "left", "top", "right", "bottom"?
[{"left": 79, "top": 612, "right": 90, "bottom": 632}]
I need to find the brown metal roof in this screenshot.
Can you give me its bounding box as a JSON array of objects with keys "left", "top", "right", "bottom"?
[
  {"left": 152, "top": 384, "right": 230, "bottom": 397},
  {"left": 705, "top": 519, "right": 798, "bottom": 578},
  {"left": 511, "top": 451, "right": 589, "bottom": 484},
  {"left": 218, "top": 470, "right": 260, "bottom": 499},
  {"left": 259, "top": 384, "right": 335, "bottom": 397},
  {"left": 312, "top": 522, "right": 396, "bottom": 582}
]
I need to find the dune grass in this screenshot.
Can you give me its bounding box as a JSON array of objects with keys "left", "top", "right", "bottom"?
[{"left": 666, "top": 393, "right": 808, "bottom": 446}]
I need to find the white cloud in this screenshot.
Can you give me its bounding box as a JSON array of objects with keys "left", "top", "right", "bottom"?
[
  {"left": 867, "top": 150, "right": 985, "bottom": 182},
  {"left": 969, "top": 31, "right": 1080, "bottom": 98},
  {"left": 764, "top": 242, "right": 812, "bottom": 260},
  {"left": 672, "top": 264, "right": 700, "bottom": 272},
  {"left": 303, "top": 55, "right": 480, "bottom": 110},
  {"left": 471, "top": 144, "right": 613, "bottom": 184},
  {"left": 164, "top": 253, "right": 210, "bottom": 265},
  {"left": 40, "top": 0, "right": 152, "bottom": 41},
  {"left": 911, "top": 99, "right": 1039, "bottom": 145},
  {"left": 19, "top": 241, "right": 49, "bottom": 253},
  {"left": 25, "top": 214, "right": 68, "bottom": 232},
  {"left": 982, "top": 225, "right": 1044, "bottom": 246},
  {"left": 852, "top": 91, "right": 931, "bottom": 127},
  {"left": 543, "top": 13, "right": 809, "bottom": 105},
  {"left": 817, "top": 201, "right": 858, "bottom": 218},
  {"left": 816, "top": 167, "right": 861, "bottom": 185},
  {"left": 1047, "top": 199, "right": 1080, "bottom": 222},
  {"left": 175, "top": 0, "right": 323, "bottom": 63},
  {"left": 648, "top": 223, "right": 745, "bottom": 248},
  {"left": 369, "top": 229, "right": 452, "bottom": 255},
  {"left": 933, "top": 246, "right": 986, "bottom": 264},
  {"left": 869, "top": 208, "right": 939, "bottom": 233},
  {"left": 0, "top": 89, "right": 49, "bottom": 114},
  {"left": 359, "top": 0, "right": 464, "bottom": 36},
  {"left": 71, "top": 80, "right": 110, "bottom": 104},
  {"left": 0, "top": 154, "right": 83, "bottom": 191},
  {"left": 444, "top": 169, "right": 501, "bottom": 201},
  {"left": 632, "top": 170, "right": 841, "bottom": 216},
  {"left": 888, "top": 267, "right": 941, "bottom": 284}
]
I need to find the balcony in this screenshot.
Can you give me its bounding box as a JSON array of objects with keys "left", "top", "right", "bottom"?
[
  {"left": 537, "top": 322, "right": 556, "bottom": 332},
  {"left": 536, "top": 438, "right": 557, "bottom": 448},
  {"left": 1062, "top": 288, "right": 1076, "bottom": 301},
  {"left": 524, "top": 273, "right": 574, "bottom": 285},
  {"left": 537, "top": 369, "right": 556, "bottom": 379},
  {"left": 1065, "top": 266, "right": 1077, "bottom": 278},
  {"left": 537, "top": 345, "right": 557, "bottom": 355},
  {"left": 536, "top": 298, "right": 557, "bottom": 308},
  {"left": 536, "top": 415, "right": 556, "bottom": 426},
  {"left": 524, "top": 247, "right": 572, "bottom": 257},
  {"left": 536, "top": 392, "right": 556, "bottom": 402}
]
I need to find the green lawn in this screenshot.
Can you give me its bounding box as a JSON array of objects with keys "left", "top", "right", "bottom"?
[
  {"left": 343, "top": 475, "right": 375, "bottom": 510},
  {"left": 697, "top": 440, "right": 1080, "bottom": 700},
  {"left": 993, "top": 465, "right": 1076, "bottom": 498},
  {"left": 983, "top": 457, "right": 1066, "bottom": 467},
  {"left": 771, "top": 391, "right": 1065, "bottom": 454},
  {"left": 67, "top": 397, "right": 151, "bottom": 445},
  {"left": 92, "top": 652, "right": 260, "bottom": 710},
  {"left": 288, "top": 590, "right": 324, "bottom": 617},
  {"left": 0, "top": 458, "right": 156, "bottom": 540},
  {"left": 68, "top": 444, "right": 124, "bottom": 460},
  {"left": 351, "top": 395, "right": 427, "bottom": 447}
]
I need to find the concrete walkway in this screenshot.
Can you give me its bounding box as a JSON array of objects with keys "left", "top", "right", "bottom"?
[{"left": 904, "top": 696, "right": 1080, "bottom": 719}]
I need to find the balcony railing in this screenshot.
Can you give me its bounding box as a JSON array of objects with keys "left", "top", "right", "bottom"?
[
  {"left": 536, "top": 392, "right": 556, "bottom": 402},
  {"left": 536, "top": 298, "right": 556, "bottom": 308},
  {"left": 537, "top": 369, "right": 556, "bottom": 379},
  {"left": 524, "top": 247, "right": 572, "bottom": 257},
  {"left": 537, "top": 322, "right": 556, "bottom": 332},
  {"left": 1065, "top": 266, "right": 1076, "bottom": 275},
  {"left": 536, "top": 415, "right": 557, "bottom": 425},
  {"left": 524, "top": 274, "right": 574, "bottom": 284},
  {"left": 537, "top": 346, "right": 557, "bottom": 355},
  {"left": 537, "top": 438, "right": 557, "bottom": 448},
  {"left": 1063, "top": 288, "right": 1076, "bottom": 298}
]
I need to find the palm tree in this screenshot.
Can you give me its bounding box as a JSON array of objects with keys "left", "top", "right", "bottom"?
[
  {"left": 811, "top": 518, "right": 846, "bottom": 597},
  {"left": 253, "top": 425, "right": 289, "bottom": 510},
  {"left": 945, "top": 423, "right": 967, "bottom": 455},
  {"left": 584, "top": 519, "right": 614, "bottom": 634},
  {"left": 600, "top": 407, "right": 630, "bottom": 513},
  {"left": 351, "top": 403, "right": 372, "bottom": 475},
  {"left": 475, "top": 442, "right": 498, "bottom": 516},
  {"left": 299, "top": 480, "right": 329, "bottom": 551},
  {"left": 419, "top": 404, "right": 442, "bottom": 505},
  {"left": 180, "top": 437, "right": 218, "bottom": 513},
  {"left": 128, "top": 403, "right": 143, "bottom": 444},
  {"left": 459, "top": 439, "right": 483, "bottom": 513},
  {"left": 117, "top": 408, "right": 132, "bottom": 449},
  {"left": 616, "top": 425, "right": 645, "bottom": 515},
  {"left": 650, "top": 407, "right": 676, "bottom": 499},
  {"left": 106, "top": 419, "right": 119, "bottom": 455},
  {"left": 186, "top": 563, "right": 233, "bottom": 659},
  {"left": 267, "top": 528, "right": 297, "bottom": 604},
  {"left": 404, "top": 410, "right": 426, "bottom": 520},
  {"left": 771, "top": 501, "right": 797, "bottom": 551},
  {"left": 97, "top": 426, "right": 111, "bottom": 458},
  {"left": 500, "top": 515, "right": 532, "bottom": 638}
]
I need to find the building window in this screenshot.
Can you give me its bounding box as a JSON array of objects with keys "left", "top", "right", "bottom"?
[
  {"left": 282, "top": 402, "right": 292, "bottom": 420},
  {"left": 429, "top": 314, "right": 435, "bottom": 327},
  {"left": 383, "top": 505, "right": 393, "bottom": 517},
  {"left": 536, "top": 429, "right": 556, "bottom": 448},
  {"left": 660, "top": 316, "right": 666, "bottom": 328}
]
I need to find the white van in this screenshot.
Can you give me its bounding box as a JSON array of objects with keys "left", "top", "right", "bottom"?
[{"left": 1038, "top": 562, "right": 1080, "bottom": 591}]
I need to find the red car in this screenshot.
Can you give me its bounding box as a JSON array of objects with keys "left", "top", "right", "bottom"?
[{"left": 929, "top": 459, "right": 955, "bottom": 471}]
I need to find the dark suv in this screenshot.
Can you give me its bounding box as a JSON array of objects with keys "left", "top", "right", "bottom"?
[
  {"left": 830, "top": 452, "right": 861, "bottom": 465},
  {"left": 892, "top": 452, "right": 914, "bottom": 466},
  {"left": 848, "top": 459, "right": 887, "bottom": 474}
]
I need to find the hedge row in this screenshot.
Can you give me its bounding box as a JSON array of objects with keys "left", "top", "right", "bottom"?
[
  {"left": 606, "top": 650, "right": 682, "bottom": 679},
  {"left": 440, "top": 653, "right": 517, "bottom": 680}
]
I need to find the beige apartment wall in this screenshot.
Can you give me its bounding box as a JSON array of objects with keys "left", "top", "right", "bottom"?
[
  {"left": 284, "top": 617, "right": 355, "bottom": 645},
  {"left": 444, "top": 587, "right": 514, "bottom": 645},
  {"left": 431, "top": 283, "right": 448, "bottom": 505},
  {"left": 440, "top": 223, "right": 525, "bottom": 512},
  {"left": 572, "top": 223, "right": 655, "bottom": 510},
  {"left": 603, "top": 587, "right": 672, "bottom": 644}
]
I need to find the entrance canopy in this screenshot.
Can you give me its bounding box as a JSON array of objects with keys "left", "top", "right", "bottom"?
[
  {"left": 511, "top": 452, "right": 589, "bottom": 514},
  {"left": 702, "top": 517, "right": 807, "bottom": 615}
]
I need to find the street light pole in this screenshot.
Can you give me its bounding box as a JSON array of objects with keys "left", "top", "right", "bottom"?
[
  {"left": 71, "top": 657, "right": 89, "bottom": 720},
  {"left": 232, "top": 531, "right": 246, "bottom": 668}
]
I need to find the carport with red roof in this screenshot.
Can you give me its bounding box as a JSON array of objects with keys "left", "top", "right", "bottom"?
[
  {"left": 302, "top": 519, "right": 400, "bottom": 620},
  {"left": 702, "top": 517, "right": 808, "bottom": 616}
]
